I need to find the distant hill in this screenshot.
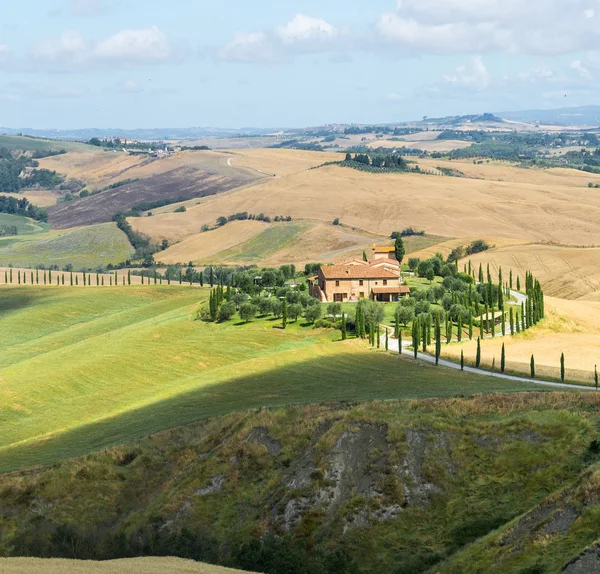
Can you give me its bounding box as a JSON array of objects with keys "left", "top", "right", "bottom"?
[
  {"left": 0, "top": 126, "right": 278, "bottom": 141},
  {"left": 0, "top": 134, "right": 94, "bottom": 153},
  {"left": 497, "top": 105, "right": 600, "bottom": 126}
]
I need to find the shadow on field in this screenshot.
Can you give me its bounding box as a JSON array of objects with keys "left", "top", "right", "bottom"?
[
  {"left": 0, "top": 290, "right": 43, "bottom": 316},
  {"left": 0, "top": 351, "right": 547, "bottom": 473}
]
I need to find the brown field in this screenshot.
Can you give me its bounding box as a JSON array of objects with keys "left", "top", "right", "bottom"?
[
  {"left": 227, "top": 148, "right": 340, "bottom": 176},
  {"left": 0, "top": 191, "right": 60, "bottom": 207},
  {"left": 368, "top": 139, "right": 473, "bottom": 152},
  {"left": 463, "top": 243, "right": 600, "bottom": 300},
  {"left": 44, "top": 150, "right": 266, "bottom": 229},
  {"left": 131, "top": 160, "right": 600, "bottom": 246},
  {"left": 417, "top": 158, "right": 600, "bottom": 187},
  {"left": 0, "top": 557, "right": 255, "bottom": 574},
  {"left": 441, "top": 296, "right": 600, "bottom": 383},
  {"left": 158, "top": 220, "right": 270, "bottom": 262},
  {"left": 409, "top": 237, "right": 525, "bottom": 262}
]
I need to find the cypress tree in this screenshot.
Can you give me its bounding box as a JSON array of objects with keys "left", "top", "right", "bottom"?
[
  {"left": 110, "top": 276, "right": 112, "bottom": 286},
  {"left": 70, "top": 271, "right": 73, "bottom": 286},
  {"left": 484, "top": 303, "right": 489, "bottom": 334},
  {"left": 487, "top": 263, "right": 491, "bottom": 283},
  {"left": 283, "top": 299, "right": 288, "bottom": 330},
  {"left": 340, "top": 312, "right": 346, "bottom": 340},
  {"left": 96, "top": 272, "right": 99, "bottom": 286},
  {"left": 516, "top": 312, "right": 521, "bottom": 333},
  {"left": 43, "top": 270, "right": 46, "bottom": 285},
  {"left": 476, "top": 337, "right": 481, "bottom": 368},
  {"left": 49, "top": 270, "right": 52, "bottom": 284},
  {"left": 435, "top": 321, "right": 441, "bottom": 365},
  {"left": 179, "top": 270, "right": 183, "bottom": 285},
  {"left": 595, "top": 365, "right": 598, "bottom": 391},
  {"left": 501, "top": 305, "right": 506, "bottom": 337},
  {"left": 17, "top": 271, "right": 20, "bottom": 285},
  {"left": 530, "top": 355, "right": 535, "bottom": 379},
  {"left": 36, "top": 269, "right": 39, "bottom": 284},
  {"left": 128, "top": 270, "right": 131, "bottom": 285},
  {"left": 398, "top": 328, "right": 402, "bottom": 354},
  {"left": 479, "top": 312, "right": 484, "bottom": 339},
  {"left": 154, "top": 269, "right": 157, "bottom": 284},
  {"left": 115, "top": 270, "right": 118, "bottom": 285},
  {"left": 461, "top": 350, "right": 464, "bottom": 371},
  {"left": 362, "top": 250, "right": 368, "bottom": 262},
  {"left": 560, "top": 352, "right": 565, "bottom": 383},
  {"left": 10, "top": 268, "right": 12, "bottom": 283},
  {"left": 509, "top": 307, "right": 514, "bottom": 335},
  {"left": 457, "top": 313, "right": 463, "bottom": 342},
  {"left": 83, "top": 272, "right": 86, "bottom": 286},
  {"left": 478, "top": 263, "right": 483, "bottom": 284},
  {"left": 501, "top": 343, "right": 506, "bottom": 373},
  {"left": 521, "top": 302, "right": 526, "bottom": 331},
  {"left": 199, "top": 272, "right": 204, "bottom": 287},
  {"left": 516, "top": 276, "right": 521, "bottom": 291},
  {"left": 468, "top": 311, "right": 473, "bottom": 340},
  {"left": 355, "top": 305, "right": 362, "bottom": 338},
  {"left": 412, "top": 320, "right": 420, "bottom": 359},
  {"left": 209, "top": 267, "right": 214, "bottom": 287},
  {"left": 385, "top": 328, "right": 389, "bottom": 351},
  {"left": 509, "top": 269, "right": 513, "bottom": 290},
  {"left": 30, "top": 271, "right": 34, "bottom": 284},
  {"left": 62, "top": 274, "right": 65, "bottom": 285},
  {"left": 75, "top": 275, "right": 79, "bottom": 286},
  {"left": 102, "top": 277, "right": 104, "bottom": 286},
  {"left": 377, "top": 324, "right": 380, "bottom": 348},
  {"left": 422, "top": 317, "right": 427, "bottom": 352}
]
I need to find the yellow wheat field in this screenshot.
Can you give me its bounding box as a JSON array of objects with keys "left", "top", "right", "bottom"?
[{"left": 0, "top": 557, "right": 257, "bottom": 574}]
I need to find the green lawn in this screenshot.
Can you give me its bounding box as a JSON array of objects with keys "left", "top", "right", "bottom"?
[
  {"left": 0, "top": 286, "right": 545, "bottom": 473},
  {"left": 0, "top": 222, "right": 133, "bottom": 269},
  {"left": 0, "top": 135, "right": 94, "bottom": 153},
  {"left": 210, "top": 222, "right": 311, "bottom": 263},
  {"left": 0, "top": 213, "right": 50, "bottom": 235}
]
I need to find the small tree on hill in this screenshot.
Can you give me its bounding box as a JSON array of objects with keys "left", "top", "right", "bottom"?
[
  {"left": 560, "top": 352, "right": 565, "bottom": 383},
  {"left": 501, "top": 343, "right": 506, "bottom": 373},
  {"left": 394, "top": 236, "right": 405, "bottom": 267},
  {"left": 461, "top": 350, "right": 464, "bottom": 371},
  {"left": 476, "top": 337, "right": 481, "bottom": 368},
  {"left": 282, "top": 299, "right": 288, "bottom": 329},
  {"left": 362, "top": 250, "right": 368, "bottom": 262},
  {"left": 530, "top": 355, "right": 535, "bottom": 379},
  {"left": 239, "top": 303, "right": 257, "bottom": 323}
]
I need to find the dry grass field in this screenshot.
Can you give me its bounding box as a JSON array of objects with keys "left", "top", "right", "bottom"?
[
  {"left": 0, "top": 558, "right": 255, "bottom": 573},
  {"left": 132, "top": 160, "right": 600, "bottom": 245},
  {"left": 463, "top": 243, "right": 600, "bottom": 300},
  {"left": 0, "top": 191, "right": 60, "bottom": 207},
  {"left": 368, "top": 138, "right": 473, "bottom": 152},
  {"left": 45, "top": 150, "right": 266, "bottom": 229},
  {"left": 441, "top": 296, "right": 600, "bottom": 383}
]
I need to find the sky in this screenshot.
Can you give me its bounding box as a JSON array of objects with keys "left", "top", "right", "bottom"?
[{"left": 1, "top": 0, "right": 600, "bottom": 129}]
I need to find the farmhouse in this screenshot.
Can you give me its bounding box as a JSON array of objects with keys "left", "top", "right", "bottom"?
[{"left": 309, "top": 260, "right": 409, "bottom": 303}]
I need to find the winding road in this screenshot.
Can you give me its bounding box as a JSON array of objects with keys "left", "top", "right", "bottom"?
[{"left": 381, "top": 288, "right": 595, "bottom": 392}]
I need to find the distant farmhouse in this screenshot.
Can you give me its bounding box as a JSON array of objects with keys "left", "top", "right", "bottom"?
[{"left": 309, "top": 244, "right": 410, "bottom": 303}]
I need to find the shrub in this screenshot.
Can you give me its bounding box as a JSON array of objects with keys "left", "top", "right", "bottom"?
[
  {"left": 332, "top": 218, "right": 340, "bottom": 225},
  {"left": 304, "top": 304, "right": 322, "bottom": 324},
  {"left": 174, "top": 206, "right": 187, "bottom": 213},
  {"left": 239, "top": 303, "right": 258, "bottom": 323},
  {"left": 218, "top": 301, "right": 236, "bottom": 322}
]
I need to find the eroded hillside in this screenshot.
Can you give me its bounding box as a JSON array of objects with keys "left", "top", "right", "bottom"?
[{"left": 1, "top": 394, "right": 599, "bottom": 573}]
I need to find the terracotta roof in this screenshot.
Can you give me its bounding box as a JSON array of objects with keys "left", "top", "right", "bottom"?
[
  {"left": 372, "top": 286, "right": 411, "bottom": 294},
  {"left": 337, "top": 258, "right": 368, "bottom": 266},
  {"left": 370, "top": 259, "right": 400, "bottom": 268},
  {"left": 320, "top": 265, "right": 400, "bottom": 280}
]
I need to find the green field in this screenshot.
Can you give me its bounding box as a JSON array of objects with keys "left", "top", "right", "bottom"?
[
  {"left": 0, "top": 213, "right": 50, "bottom": 235},
  {"left": 0, "top": 134, "right": 94, "bottom": 153},
  {"left": 0, "top": 286, "right": 544, "bottom": 473},
  {"left": 210, "top": 222, "right": 311, "bottom": 263},
  {"left": 0, "top": 222, "right": 133, "bottom": 269}
]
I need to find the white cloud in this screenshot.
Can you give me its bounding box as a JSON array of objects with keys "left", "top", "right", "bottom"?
[
  {"left": 70, "top": 0, "right": 105, "bottom": 17},
  {"left": 443, "top": 56, "right": 490, "bottom": 90},
  {"left": 218, "top": 13, "right": 341, "bottom": 63},
  {"left": 94, "top": 27, "right": 172, "bottom": 63},
  {"left": 276, "top": 14, "right": 338, "bottom": 44},
  {"left": 218, "top": 32, "right": 279, "bottom": 63},
  {"left": 29, "top": 27, "right": 175, "bottom": 70},
  {"left": 572, "top": 59, "right": 592, "bottom": 79},
  {"left": 378, "top": 0, "right": 600, "bottom": 55}
]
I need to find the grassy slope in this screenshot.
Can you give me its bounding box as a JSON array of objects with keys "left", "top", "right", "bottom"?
[
  {"left": 0, "top": 223, "right": 133, "bottom": 269},
  {"left": 206, "top": 222, "right": 311, "bottom": 263},
  {"left": 0, "top": 287, "right": 543, "bottom": 473},
  {"left": 0, "top": 395, "right": 596, "bottom": 572},
  {"left": 0, "top": 558, "right": 254, "bottom": 574},
  {"left": 0, "top": 135, "right": 94, "bottom": 153},
  {"left": 0, "top": 213, "right": 50, "bottom": 235}
]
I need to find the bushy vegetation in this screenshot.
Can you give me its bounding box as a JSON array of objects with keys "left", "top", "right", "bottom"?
[
  {"left": 0, "top": 195, "right": 48, "bottom": 222},
  {"left": 0, "top": 147, "right": 63, "bottom": 193},
  {"left": 215, "top": 212, "right": 292, "bottom": 228}
]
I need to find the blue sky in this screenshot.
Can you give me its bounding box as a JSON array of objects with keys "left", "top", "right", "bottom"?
[{"left": 1, "top": 0, "right": 599, "bottom": 128}]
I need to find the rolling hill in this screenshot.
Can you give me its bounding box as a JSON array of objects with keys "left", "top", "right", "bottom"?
[
  {"left": 0, "top": 394, "right": 597, "bottom": 573},
  {"left": 0, "top": 134, "right": 95, "bottom": 153},
  {"left": 41, "top": 150, "right": 268, "bottom": 229}
]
